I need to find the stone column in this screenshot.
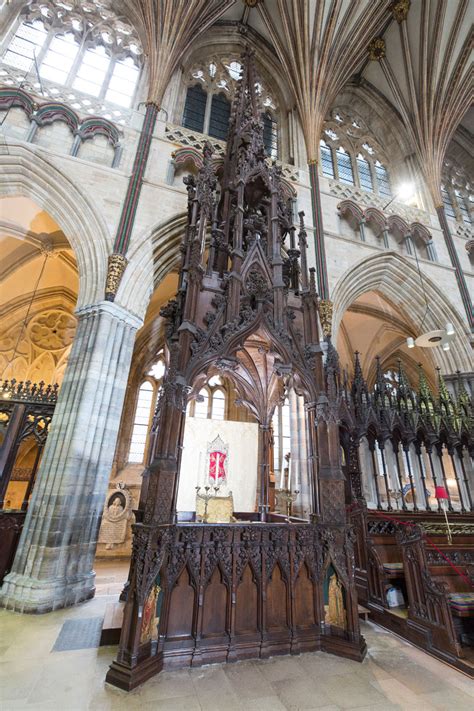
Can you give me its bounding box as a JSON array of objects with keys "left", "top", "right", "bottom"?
[{"left": 0, "top": 301, "right": 141, "bottom": 613}]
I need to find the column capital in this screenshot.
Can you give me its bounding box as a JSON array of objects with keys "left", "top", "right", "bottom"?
[{"left": 75, "top": 300, "right": 143, "bottom": 330}]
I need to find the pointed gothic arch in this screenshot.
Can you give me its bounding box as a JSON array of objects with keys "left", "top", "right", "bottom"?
[
  {"left": 0, "top": 143, "right": 110, "bottom": 307},
  {"left": 332, "top": 252, "right": 472, "bottom": 373}
]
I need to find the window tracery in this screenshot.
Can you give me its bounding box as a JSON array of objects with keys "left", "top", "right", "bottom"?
[
  {"left": 181, "top": 58, "right": 278, "bottom": 158},
  {"left": 187, "top": 375, "right": 228, "bottom": 420},
  {"left": 320, "top": 109, "right": 392, "bottom": 198},
  {"left": 442, "top": 160, "right": 472, "bottom": 226},
  {"left": 2, "top": 2, "right": 142, "bottom": 112}
]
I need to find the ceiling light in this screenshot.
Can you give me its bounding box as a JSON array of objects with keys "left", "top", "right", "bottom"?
[{"left": 406, "top": 337, "right": 415, "bottom": 348}]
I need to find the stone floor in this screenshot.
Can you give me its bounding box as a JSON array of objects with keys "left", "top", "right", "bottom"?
[{"left": 1, "top": 560, "right": 473, "bottom": 710}]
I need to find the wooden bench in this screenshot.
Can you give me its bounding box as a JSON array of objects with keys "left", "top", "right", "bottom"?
[{"left": 358, "top": 604, "right": 370, "bottom": 622}]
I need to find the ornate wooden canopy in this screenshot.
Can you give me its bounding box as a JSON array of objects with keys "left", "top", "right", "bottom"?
[{"left": 106, "top": 50, "right": 364, "bottom": 691}]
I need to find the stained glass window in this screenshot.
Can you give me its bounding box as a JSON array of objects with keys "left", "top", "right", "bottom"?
[
  {"left": 374, "top": 161, "right": 391, "bottom": 197},
  {"left": 336, "top": 147, "right": 354, "bottom": 185},
  {"left": 263, "top": 111, "right": 278, "bottom": 158},
  {"left": 182, "top": 84, "right": 207, "bottom": 133},
  {"left": 320, "top": 141, "right": 335, "bottom": 178},
  {"left": 209, "top": 92, "right": 231, "bottom": 140},
  {"left": 441, "top": 186, "right": 456, "bottom": 218},
  {"left": 356, "top": 154, "right": 373, "bottom": 192}
]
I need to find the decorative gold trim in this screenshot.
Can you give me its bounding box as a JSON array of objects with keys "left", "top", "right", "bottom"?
[
  {"left": 319, "top": 299, "right": 333, "bottom": 338},
  {"left": 368, "top": 38, "right": 386, "bottom": 62},
  {"left": 307, "top": 158, "right": 319, "bottom": 166},
  {"left": 391, "top": 0, "right": 411, "bottom": 24},
  {"left": 105, "top": 253, "right": 128, "bottom": 301}
]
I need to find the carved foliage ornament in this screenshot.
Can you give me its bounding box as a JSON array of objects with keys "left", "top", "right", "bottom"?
[
  {"left": 368, "top": 38, "right": 386, "bottom": 62},
  {"left": 318, "top": 299, "right": 333, "bottom": 338},
  {"left": 105, "top": 253, "right": 128, "bottom": 300},
  {"left": 391, "top": 0, "right": 411, "bottom": 24}
]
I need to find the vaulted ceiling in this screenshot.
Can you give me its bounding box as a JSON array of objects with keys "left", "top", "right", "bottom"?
[{"left": 117, "top": 0, "right": 472, "bottom": 169}]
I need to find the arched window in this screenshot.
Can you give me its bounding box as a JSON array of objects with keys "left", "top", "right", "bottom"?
[
  {"left": 356, "top": 154, "right": 373, "bottom": 192},
  {"left": 336, "top": 147, "right": 354, "bottom": 185},
  {"left": 322, "top": 113, "right": 393, "bottom": 198},
  {"left": 320, "top": 140, "right": 335, "bottom": 178},
  {"left": 2, "top": 14, "right": 141, "bottom": 109},
  {"left": 128, "top": 382, "right": 154, "bottom": 463},
  {"left": 187, "top": 376, "right": 228, "bottom": 419},
  {"left": 182, "top": 84, "right": 207, "bottom": 133},
  {"left": 211, "top": 388, "right": 226, "bottom": 420},
  {"left": 209, "top": 92, "right": 231, "bottom": 140},
  {"left": 441, "top": 185, "right": 456, "bottom": 218},
  {"left": 181, "top": 59, "right": 279, "bottom": 157},
  {"left": 194, "top": 388, "right": 209, "bottom": 419},
  {"left": 127, "top": 354, "right": 166, "bottom": 463},
  {"left": 263, "top": 111, "right": 278, "bottom": 159},
  {"left": 374, "top": 161, "right": 391, "bottom": 197},
  {"left": 272, "top": 397, "right": 291, "bottom": 475}
]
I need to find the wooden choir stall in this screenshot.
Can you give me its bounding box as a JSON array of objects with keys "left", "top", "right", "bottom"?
[
  {"left": 342, "top": 355, "right": 474, "bottom": 674},
  {"left": 106, "top": 51, "right": 365, "bottom": 691}
]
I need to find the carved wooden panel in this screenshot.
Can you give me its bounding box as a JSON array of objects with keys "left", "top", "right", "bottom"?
[
  {"left": 235, "top": 564, "right": 259, "bottom": 635},
  {"left": 202, "top": 567, "right": 228, "bottom": 638},
  {"left": 294, "top": 564, "right": 316, "bottom": 629},
  {"left": 166, "top": 567, "right": 195, "bottom": 639},
  {"left": 266, "top": 564, "right": 288, "bottom": 631}
]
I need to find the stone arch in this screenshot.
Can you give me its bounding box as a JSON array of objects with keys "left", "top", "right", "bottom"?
[
  {"left": 332, "top": 251, "right": 472, "bottom": 373},
  {"left": 119, "top": 213, "right": 186, "bottom": 320},
  {"left": 0, "top": 143, "right": 110, "bottom": 307}
]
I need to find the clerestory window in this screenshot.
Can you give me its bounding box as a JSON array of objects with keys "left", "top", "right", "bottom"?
[
  {"left": 2, "top": 13, "right": 141, "bottom": 109},
  {"left": 182, "top": 59, "right": 279, "bottom": 157}
]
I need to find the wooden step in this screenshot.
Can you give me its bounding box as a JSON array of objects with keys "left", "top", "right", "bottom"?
[
  {"left": 100, "top": 601, "right": 124, "bottom": 646},
  {"left": 358, "top": 604, "right": 370, "bottom": 622}
]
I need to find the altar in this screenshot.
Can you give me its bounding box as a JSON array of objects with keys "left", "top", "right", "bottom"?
[{"left": 177, "top": 418, "right": 259, "bottom": 514}]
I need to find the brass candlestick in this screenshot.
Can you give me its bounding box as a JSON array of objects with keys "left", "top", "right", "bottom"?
[
  {"left": 275, "top": 488, "right": 300, "bottom": 520},
  {"left": 196, "top": 485, "right": 220, "bottom": 523}
]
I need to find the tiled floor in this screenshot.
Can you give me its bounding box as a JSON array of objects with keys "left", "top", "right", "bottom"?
[{"left": 1, "top": 561, "right": 473, "bottom": 710}]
